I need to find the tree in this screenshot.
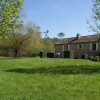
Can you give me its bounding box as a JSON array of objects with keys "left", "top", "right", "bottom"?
[
  {"left": 12, "top": 23, "right": 41, "bottom": 57},
  {"left": 0, "top": 22, "right": 40, "bottom": 57},
  {"left": 0, "top": 0, "right": 23, "bottom": 36},
  {"left": 30, "top": 31, "right": 43, "bottom": 56},
  {"left": 58, "top": 32, "right": 65, "bottom": 39},
  {"left": 0, "top": 1, "right": 44, "bottom": 57},
  {"left": 88, "top": 0, "right": 100, "bottom": 33},
  {"left": 43, "top": 38, "right": 55, "bottom": 53}
]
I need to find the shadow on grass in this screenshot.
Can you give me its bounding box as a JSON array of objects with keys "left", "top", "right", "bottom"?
[{"left": 5, "top": 65, "right": 100, "bottom": 75}]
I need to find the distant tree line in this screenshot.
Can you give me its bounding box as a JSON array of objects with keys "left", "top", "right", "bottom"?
[
  {"left": 0, "top": 21, "right": 58, "bottom": 57},
  {"left": 0, "top": 0, "right": 58, "bottom": 57}
]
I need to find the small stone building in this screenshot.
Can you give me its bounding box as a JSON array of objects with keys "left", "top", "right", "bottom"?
[{"left": 55, "top": 34, "right": 100, "bottom": 58}]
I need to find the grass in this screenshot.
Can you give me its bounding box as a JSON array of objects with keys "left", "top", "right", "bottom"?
[{"left": 0, "top": 57, "right": 100, "bottom": 100}]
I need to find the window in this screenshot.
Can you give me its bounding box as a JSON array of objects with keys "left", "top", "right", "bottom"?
[
  {"left": 78, "top": 44, "right": 83, "bottom": 49},
  {"left": 92, "top": 43, "right": 96, "bottom": 51},
  {"left": 90, "top": 43, "right": 98, "bottom": 51},
  {"left": 64, "top": 44, "right": 70, "bottom": 51},
  {"left": 68, "top": 45, "right": 71, "bottom": 51}
]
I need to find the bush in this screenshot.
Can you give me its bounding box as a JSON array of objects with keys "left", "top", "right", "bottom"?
[
  {"left": 94, "top": 56, "right": 100, "bottom": 62},
  {"left": 88, "top": 56, "right": 100, "bottom": 62},
  {"left": 88, "top": 56, "right": 94, "bottom": 61}
]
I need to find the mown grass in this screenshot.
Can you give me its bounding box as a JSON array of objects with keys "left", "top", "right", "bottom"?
[{"left": 0, "top": 57, "right": 100, "bottom": 100}]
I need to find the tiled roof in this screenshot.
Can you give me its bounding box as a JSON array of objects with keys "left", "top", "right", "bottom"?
[
  {"left": 55, "top": 37, "right": 76, "bottom": 44},
  {"left": 55, "top": 34, "right": 100, "bottom": 45}
]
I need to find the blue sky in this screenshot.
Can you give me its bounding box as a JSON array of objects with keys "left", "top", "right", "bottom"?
[{"left": 23, "top": 0, "right": 93, "bottom": 38}]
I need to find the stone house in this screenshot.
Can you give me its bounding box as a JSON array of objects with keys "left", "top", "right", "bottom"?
[{"left": 55, "top": 34, "right": 100, "bottom": 58}]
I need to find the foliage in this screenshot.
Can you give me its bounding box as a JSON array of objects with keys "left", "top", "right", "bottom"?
[
  {"left": 30, "top": 31, "right": 43, "bottom": 55},
  {"left": 0, "top": 57, "right": 100, "bottom": 99},
  {"left": 0, "top": 0, "right": 56, "bottom": 57},
  {"left": 0, "top": 22, "right": 55, "bottom": 57},
  {"left": 58, "top": 32, "right": 65, "bottom": 39},
  {"left": 0, "top": 0, "right": 23, "bottom": 36},
  {"left": 43, "top": 38, "right": 55, "bottom": 53},
  {"left": 0, "top": 22, "right": 41, "bottom": 57},
  {"left": 88, "top": 56, "right": 100, "bottom": 62},
  {"left": 88, "top": 0, "right": 100, "bottom": 33}
]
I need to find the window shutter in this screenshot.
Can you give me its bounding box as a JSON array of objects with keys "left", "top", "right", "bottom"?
[
  {"left": 63, "top": 45, "right": 64, "bottom": 51},
  {"left": 68, "top": 45, "right": 70, "bottom": 51},
  {"left": 78, "top": 44, "right": 79, "bottom": 50},
  {"left": 96, "top": 43, "right": 98, "bottom": 51},
  {"left": 90, "top": 43, "right": 92, "bottom": 51}
]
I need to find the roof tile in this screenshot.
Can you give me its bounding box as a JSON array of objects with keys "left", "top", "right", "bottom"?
[{"left": 55, "top": 34, "right": 100, "bottom": 45}]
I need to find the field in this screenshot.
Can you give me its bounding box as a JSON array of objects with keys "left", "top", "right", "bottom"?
[{"left": 0, "top": 57, "right": 100, "bottom": 100}]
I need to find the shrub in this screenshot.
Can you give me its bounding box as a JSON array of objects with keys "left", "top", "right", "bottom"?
[
  {"left": 88, "top": 56, "right": 94, "bottom": 61},
  {"left": 88, "top": 56, "right": 100, "bottom": 62},
  {"left": 94, "top": 56, "right": 100, "bottom": 62}
]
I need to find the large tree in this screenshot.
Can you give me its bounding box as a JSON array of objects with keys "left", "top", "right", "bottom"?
[
  {"left": 11, "top": 22, "right": 41, "bottom": 57},
  {"left": 89, "top": 0, "right": 100, "bottom": 33},
  {"left": 0, "top": 0, "right": 23, "bottom": 36},
  {"left": 0, "top": 22, "right": 41, "bottom": 57}
]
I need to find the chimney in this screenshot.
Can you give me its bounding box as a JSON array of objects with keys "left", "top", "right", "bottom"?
[{"left": 76, "top": 33, "right": 81, "bottom": 39}]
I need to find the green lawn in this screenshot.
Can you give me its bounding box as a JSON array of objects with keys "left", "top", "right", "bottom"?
[{"left": 0, "top": 57, "right": 100, "bottom": 100}]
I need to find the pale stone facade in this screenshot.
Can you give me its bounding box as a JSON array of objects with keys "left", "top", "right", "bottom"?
[{"left": 55, "top": 34, "right": 100, "bottom": 58}]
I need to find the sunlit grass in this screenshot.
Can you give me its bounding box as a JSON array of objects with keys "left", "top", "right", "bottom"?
[{"left": 0, "top": 57, "right": 100, "bottom": 100}]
